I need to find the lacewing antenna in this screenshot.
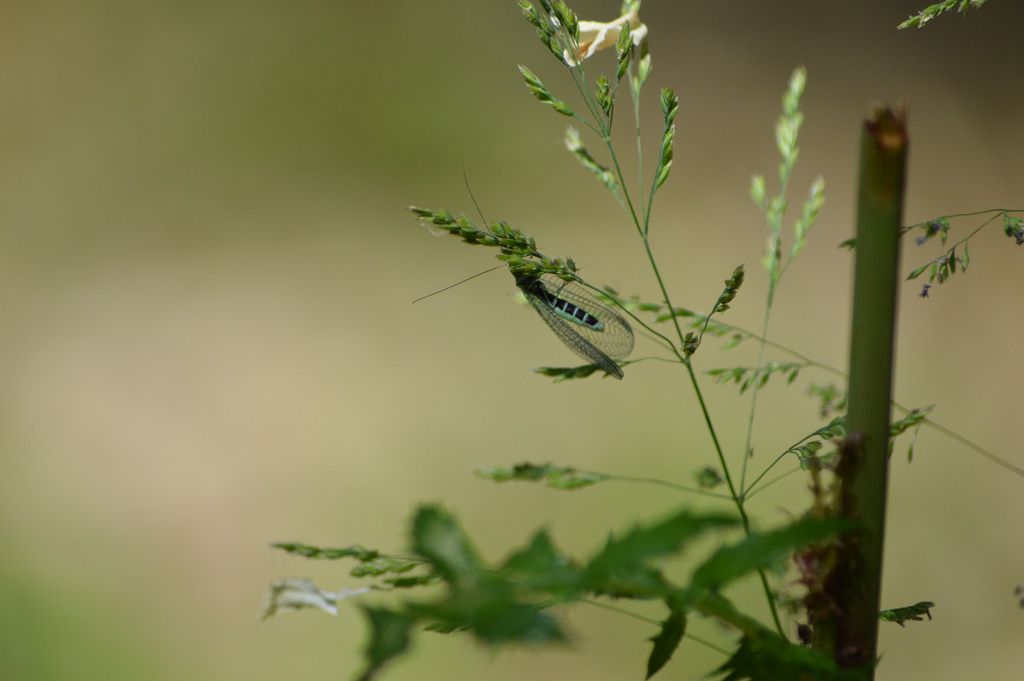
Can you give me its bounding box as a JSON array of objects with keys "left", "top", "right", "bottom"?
[
  {"left": 463, "top": 165, "right": 489, "bottom": 225},
  {"left": 411, "top": 265, "right": 503, "bottom": 304},
  {"left": 412, "top": 168, "right": 502, "bottom": 304}
]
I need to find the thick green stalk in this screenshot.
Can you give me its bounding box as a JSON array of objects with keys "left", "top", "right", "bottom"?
[{"left": 814, "top": 108, "right": 907, "bottom": 674}]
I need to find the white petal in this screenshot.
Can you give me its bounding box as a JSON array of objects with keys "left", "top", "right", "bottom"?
[
  {"left": 565, "top": 9, "right": 646, "bottom": 65},
  {"left": 261, "top": 578, "right": 371, "bottom": 620}
]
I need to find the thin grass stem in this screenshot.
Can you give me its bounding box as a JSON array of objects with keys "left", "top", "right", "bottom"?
[
  {"left": 602, "top": 473, "right": 733, "bottom": 500},
  {"left": 581, "top": 599, "right": 731, "bottom": 656}
]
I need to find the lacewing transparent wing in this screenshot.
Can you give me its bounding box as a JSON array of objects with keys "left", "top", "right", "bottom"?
[{"left": 515, "top": 273, "right": 634, "bottom": 379}]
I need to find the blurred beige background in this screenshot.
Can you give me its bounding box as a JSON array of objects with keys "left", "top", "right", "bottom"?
[{"left": 1, "top": 1, "right": 1022, "bottom": 679}]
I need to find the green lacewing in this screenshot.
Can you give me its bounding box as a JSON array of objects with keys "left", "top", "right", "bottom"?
[
  {"left": 415, "top": 269, "right": 635, "bottom": 378},
  {"left": 514, "top": 272, "right": 634, "bottom": 379},
  {"left": 414, "top": 176, "right": 633, "bottom": 377}
]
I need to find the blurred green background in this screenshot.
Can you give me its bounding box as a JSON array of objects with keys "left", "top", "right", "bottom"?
[{"left": 1, "top": 1, "right": 1022, "bottom": 679}]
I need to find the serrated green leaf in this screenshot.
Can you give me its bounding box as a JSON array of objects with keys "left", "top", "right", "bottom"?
[
  {"left": 691, "top": 517, "right": 851, "bottom": 592},
  {"left": 410, "top": 505, "right": 482, "bottom": 586},
  {"left": 584, "top": 510, "right": 737, "bottom": 595},
  {"left": 501, "top": 529, "right": 581, "bottom": 594},
  {"left": 477, "top": 603, "right": 568, "bottom": 644},
  {"left": 355, "top": 607, "right": 414, "bottom": 681},
  {"left": 713, "top": 630, "right": 857, "bottom": 681},
  {"left": 686, "top": 590, "right": 768, "bottom": 636},
  {"left": 646, "top": 603, "right": 687, "bottom": 679},
  {"left": 413, "top": 593, "right": 566, "bottom": 646}
]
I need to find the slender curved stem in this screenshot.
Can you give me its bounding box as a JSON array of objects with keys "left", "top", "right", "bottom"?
[
  {"left": 743, "top": 429, "right": 824, "bottom": 498},
  {"left": 581, "top": 599, "right": 731, "bottom": 656},
  {"left": 738, "top": 305, "right": 772, "bottom": 493},
  {"left": 581, "top": 597, "right": 660, "bottom": 625},
  {"left": 640, "top": 237, "right": 687, "bottom": 345},
  {"left": 744, "top": 467, "right": 802, "bottom": 501},
  {"left": 602, "top": 473, "right": 733, "bottom": 501},
  {"left": 920, "top": 418, "right": 1024, "bottom": 477}
]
